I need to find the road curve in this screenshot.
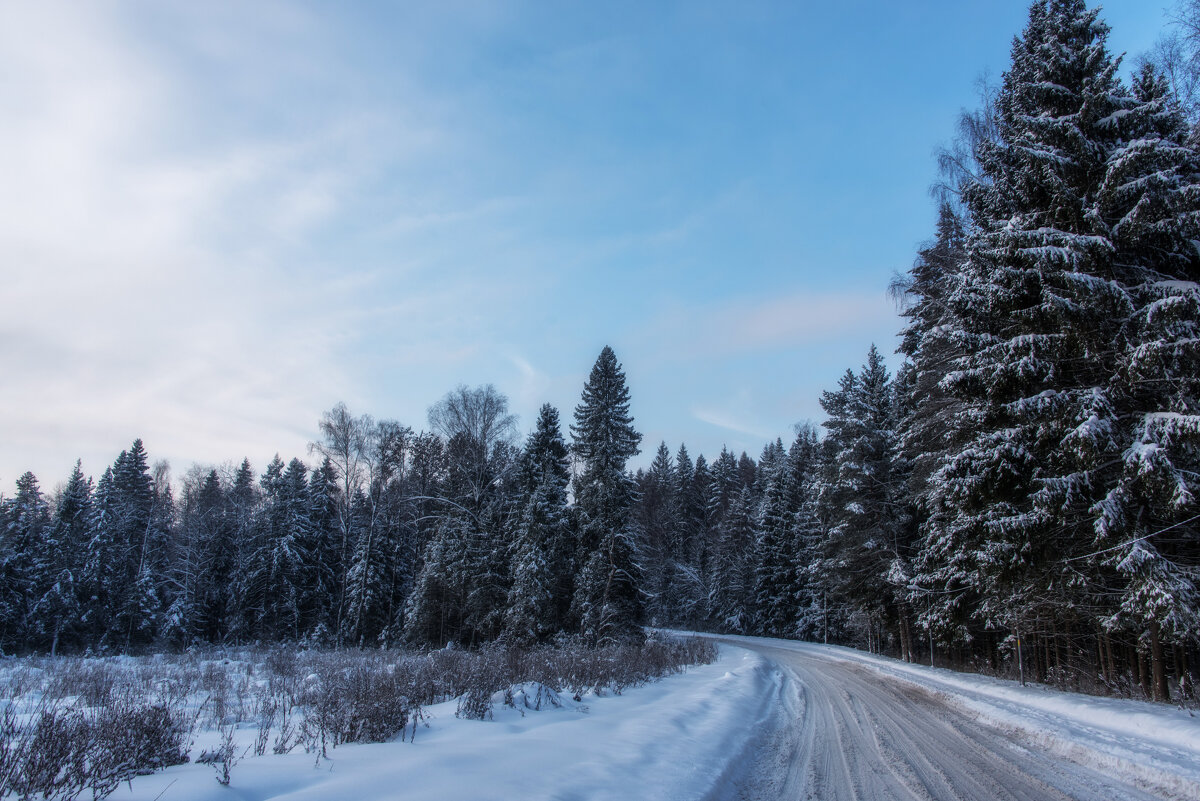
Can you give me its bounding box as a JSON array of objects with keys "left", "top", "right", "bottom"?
[{"left": 722, "top": 639, "right": 1173, "bottom": 801}]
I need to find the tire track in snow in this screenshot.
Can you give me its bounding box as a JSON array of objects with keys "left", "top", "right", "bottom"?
[{"left": 724, "top": 641, "right": 1175, "bottom": 801}]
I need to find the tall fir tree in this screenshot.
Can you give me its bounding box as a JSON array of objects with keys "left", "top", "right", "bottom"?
[
  {"left": 709, "top": 486, "right": 757, "bottom": 633},
  {"left": 753, "top": 452, "right": 797, "bottom": 637},
  {"left": 504, "top": 404, "right": 574, "bottom": 645},
  {"left": 912, "top": 2, "right": 1200, "bottom": 691},
  {"left": 815, "top": 348, "right": 907, "bottom": 651},
  {"left": 0, "top": 472, "right": 50, "bottom": 651},
  {"left": 570, "top": 346, "right": 644, "bottom": 645},
  {"left": 36, "top": 462, "right": 91, "bottom": 654},
  {"left": 636, "top": 442, "right": 676, "bottom": 625},
  {"left": 1087, "top": 62, "right": 1200, "bottom": 698}
]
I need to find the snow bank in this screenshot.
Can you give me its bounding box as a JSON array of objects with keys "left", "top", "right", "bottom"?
[
  {"left": 111, "top": 646, "right": 783, "bottom": 801},
  {"left": 705, "top": 633, "right": 1200, "bottom": 798}
]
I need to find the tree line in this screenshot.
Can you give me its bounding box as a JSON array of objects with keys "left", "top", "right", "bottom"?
[
  {"left": 2, "top": 0, "right": 1199, "bottom": 703},
  {"left": 0, "top": 347, "right": 645, "bottom": 655}
]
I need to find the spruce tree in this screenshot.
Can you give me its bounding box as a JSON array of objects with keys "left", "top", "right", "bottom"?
[
  {"left": 0, "top": 472, "right": 49, "bottom": 651},
  {"left": 306, "top": 458, "right": 340, "bottom": 641},
  {"left": 753, "top": 453, "right": 797, "bottom": 637},
  {"left": 895, "top": 203, "right": 969, "bottom": 506},
  {"left": 403, "top": 514, "right": 469, "bottom": 645},
  {"left": 37, "top": 462, "right": 91, "bottom": 653},
  {"left": 686, "top": 452, "right": 714, "bottom": 623},
  {"left": 709, "top": 486, "right": 757, "bottom": 633},
  {"left": 504, "top": 404, "right": 574, "bottom": 645},
  {"left": 910, "top": 3, "right": 1200, "bottom": 687},
  {"left": 108, "top": 441, "right": 159, "bottom": 650},
  {"left": 260, "top": 458, "right": 309, "bottom": 641},
  {"left": 1088, "top": 63, "right": 1200, "bottom": 697},
  {"left": 570, "top": 346, "right": 643, "bottom": 645},
  {"left": 636, "top": 442, "right": 676, "bottom": 624},
  {"left": 815, "top": 348, "right": 906, "bottom": 648}
]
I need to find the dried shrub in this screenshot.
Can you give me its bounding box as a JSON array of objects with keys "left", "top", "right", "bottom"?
[{"left": 0, "top": 699, "right": 188, "bottom": 801}]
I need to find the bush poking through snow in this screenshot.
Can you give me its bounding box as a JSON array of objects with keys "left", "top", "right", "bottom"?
[
  {"left": 0, "top": 635, "right": 716, "bottom": 795},
  {"left": 0, "top": 699, "right": 188, "bottom": 800}
]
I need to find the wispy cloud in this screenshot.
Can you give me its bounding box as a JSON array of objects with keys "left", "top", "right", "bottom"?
[
  {"left": 691, "top": 407, "right": 772, "bottom": 440},
  {"left": 1, "top": 0, "right": 922, "bottom": 489},
  {"left": 0, "top": 2, "right": 377, "bottom": 483},
  {"left": 640, "top": 289, "right": 896, "bottom": 362}
]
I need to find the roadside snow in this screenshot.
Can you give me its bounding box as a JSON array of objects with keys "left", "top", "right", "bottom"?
[
  {"left": 702, "top": 633, "right": 1200, "bottom": 798},
  {"left": 112, "top": 646, "right": 784, "bottom": 801}
]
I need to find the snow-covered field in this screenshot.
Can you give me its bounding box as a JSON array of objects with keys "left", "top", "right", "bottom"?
[
  {"left": 102, "top": 648, "right": 780, "bottom": 801},
  {"left": 7, "top": 636, "right": 1200, "bottom": 800}
]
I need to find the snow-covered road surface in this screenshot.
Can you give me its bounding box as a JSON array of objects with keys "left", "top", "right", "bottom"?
[{"left": 710, "top": 635, "right": 1200, "bottom": 801}]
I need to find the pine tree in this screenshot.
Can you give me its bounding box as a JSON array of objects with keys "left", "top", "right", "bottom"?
[
  {"left": 912, "top": 3, "right": 1200, "bottom": 686},
  {"left": 0, "top": 472, "right": 50, "bottom": 651},
  {"left": 896, "top": 203, "right": 969, "bottom": 506},
  {"left": 815, "top": 348, "right": 907, "bottom": 649},
  {"left": 709, "top": 487, "right": 757, "bottom": 633},
  {"left": 636, "top": 442, "right": 676, "bottom": 624},
  {"left": 570, "top": 346, "right": 644, "bottom": 645},
  {"left": 671, "top": 445, "right": 707, "bottom": 623},
  {"left": 258, "top": 457, "right": 309, "bottom": 641},
  {"left": 36, "top": 462, "right": 91, "bottom": 654},
  {"left": 1087, "top": 62, "right": 1200, "bottom": 697},
  {"left": 753, "top": 453, "right": 797, "bottom": 637},
  {"left": 504, "top": 404, "right": 574, "bottom": 645},
  {"left": 103, "top": 441, "right": 159, "bottom": 650},
  {"left": 403, "top": 515, "right": 469, "bottom": 646},
  {"left": 306, "top": 458, "right": 341, "bottom": 641}
]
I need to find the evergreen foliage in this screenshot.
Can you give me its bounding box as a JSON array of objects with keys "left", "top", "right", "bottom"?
[
  {"left": 571, "top": 346, "right": 644, "bottom": 646},
  {"left": 2, "top": 0, "right": 1198, "bottom": 703}
]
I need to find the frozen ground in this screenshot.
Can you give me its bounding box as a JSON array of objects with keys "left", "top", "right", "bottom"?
[
  {"left": 109, "top": 647, "right": 783, "bottom": 801},
  {"left": 697, "top": 633, "right": 1200, "bottom": 801},
  {"left": 35, "top": 634, "right": 1200, "bottom": 801}
]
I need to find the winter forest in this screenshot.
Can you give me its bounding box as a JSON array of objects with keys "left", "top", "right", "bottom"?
[{"left": 4, "top": 0, "right": 1200, "bottom": 708}]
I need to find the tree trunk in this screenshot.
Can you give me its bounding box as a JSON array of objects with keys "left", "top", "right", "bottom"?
[
  {"left": 898, "top": 612, "right": 912, "bottom": 663},
  {"left": 1174, "top": 644, "right": 1187, "bottom": 700},
  {"left": 1137, "top": 645, "right": 1151, "bottom": 699},
  {"left": 1150, "top": 621, "right": 1170, "bottom": 702},
  {"left": 1052, "top": 623, "right": 1063, "bottom": 674},
  {"left": 1015, "top": 627, "right": 1025, "bottom": 686},
  {"left": 1102, "top": 631, "right": 1115, "bottom": 686}
]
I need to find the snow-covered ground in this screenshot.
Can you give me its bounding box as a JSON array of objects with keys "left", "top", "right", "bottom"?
[
  {"left": 15, "top": 635, "right": 1200, "bottom": 800},
  {"left": 109, "top": 647, "right": 784, "bottom": 801},
  {"left": 697, "top": 633, "right": 1200, "bottom": 800}
]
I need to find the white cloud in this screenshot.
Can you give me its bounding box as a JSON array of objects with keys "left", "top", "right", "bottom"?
[{"left": 0, "top": 2, "right": 369, "bottom": 486}]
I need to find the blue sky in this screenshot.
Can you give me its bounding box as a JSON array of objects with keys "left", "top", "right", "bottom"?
[{"left": 0, "top": 0, "right": 1171, "bottom": 490}]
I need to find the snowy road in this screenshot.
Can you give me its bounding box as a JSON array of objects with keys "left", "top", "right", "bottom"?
[{"left": 721, "top": 638, "right": 1188, "bottom": 801}]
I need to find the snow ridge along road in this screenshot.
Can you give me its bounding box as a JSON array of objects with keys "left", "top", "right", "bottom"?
[{"left": 692, "top": 633, "right": 1200, "bottom": 801}]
